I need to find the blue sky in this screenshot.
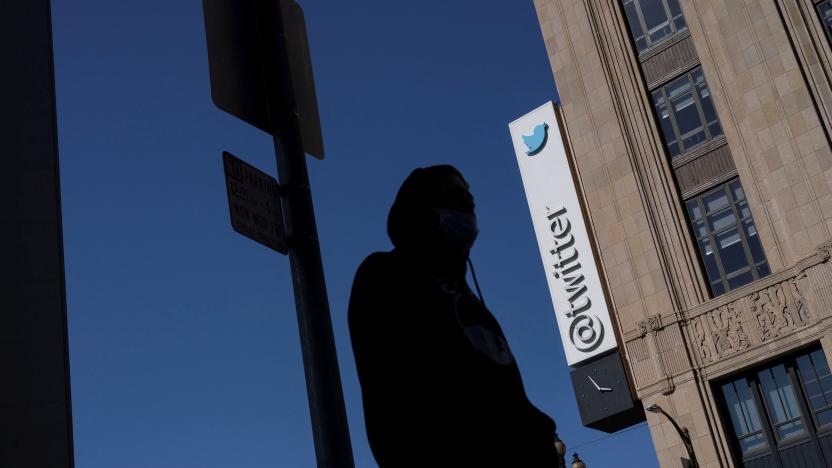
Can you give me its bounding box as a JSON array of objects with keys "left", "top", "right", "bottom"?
[{"left": 51, "top": 1, "right": 658, "bottom": 466}]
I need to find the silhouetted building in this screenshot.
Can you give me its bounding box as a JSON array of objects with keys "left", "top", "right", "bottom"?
[
  {"left": 534, "top": 0, "right": 832, "bottom": 466},
  {"left": 1, "top": 1, "right": 75, "bottom": 466}
]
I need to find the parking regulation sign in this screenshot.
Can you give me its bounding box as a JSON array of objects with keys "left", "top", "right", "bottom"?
[{"left": 222, "top": 151, "right": 287, "bottom": 254}]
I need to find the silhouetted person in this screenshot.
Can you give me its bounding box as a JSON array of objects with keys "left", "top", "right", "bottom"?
[{"left": 349, "top": 165, "right": 558, "bottom": 467}]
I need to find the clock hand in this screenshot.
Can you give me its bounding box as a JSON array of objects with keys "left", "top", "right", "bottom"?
[{"left": 588, "top": 375, "right": 613, "bottom": 392}]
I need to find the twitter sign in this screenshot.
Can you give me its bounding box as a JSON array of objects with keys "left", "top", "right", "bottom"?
[{"left": 509, "top": 102, "right": 617, "bottom": 367}]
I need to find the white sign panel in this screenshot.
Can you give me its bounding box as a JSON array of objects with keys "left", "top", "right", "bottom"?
[{"left": 509, "top": 101, "right": 617, "bottom": 366}]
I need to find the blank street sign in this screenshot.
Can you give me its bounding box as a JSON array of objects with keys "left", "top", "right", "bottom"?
[
  {"left": 222, "top": 151, "right": 287, "bottom": 254},
  {"left": 202, "top": 0, "right": 324, "bottom": 159}
]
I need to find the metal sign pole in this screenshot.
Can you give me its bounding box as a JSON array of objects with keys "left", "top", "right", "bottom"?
[
  {"left": 257, "top": 2, "right": 355, "bottom": 467},
  {"left": 272, "top": 130, "right": 354, "bottom": 468},
  {"left": 202, "top": 0, "right": 354, "bottom": 463}
]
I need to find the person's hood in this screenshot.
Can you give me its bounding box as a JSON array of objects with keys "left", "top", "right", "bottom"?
[{"left": 387, "top": 165, "right": 463, "bottom": 251}]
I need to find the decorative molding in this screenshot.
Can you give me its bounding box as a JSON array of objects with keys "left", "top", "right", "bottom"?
[
  {"left": 635, "top": 312, "right": 675, "bottom": 394},
  {"left": 750, "top": 271, "right": 811, "bottom": 342},
  {"left": 690, "top": 301, "right": 750, "bottom": 365},
  {"left": 708, "top": 302, "right": 750, "bottom": 356},
  {"left": 691, "top": 314, "right": 713, "bottom": 364},
  {"left": 638, "top": 313, "right": 663, "bottom": 336},
  {"left": 690, "top": 268, "right": 813, "bottom": 366},
  {"left": 817, "top": 240, "right": 832, "bottom": 262},
  {"left": 625, "top": 241, "right": 832, "bottom": 386}
]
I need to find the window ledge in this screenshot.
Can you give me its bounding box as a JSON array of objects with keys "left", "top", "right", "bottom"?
[
  {"left": 671, "top": 136, "right": 729, "bottom": 169},
  {"left": 638, "top": 29, "right": 692, "bottom": 62}
]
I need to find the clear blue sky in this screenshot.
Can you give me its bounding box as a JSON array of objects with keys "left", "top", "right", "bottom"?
[{"left": 51, "top": 1, "right": 659, "bottom": 466}]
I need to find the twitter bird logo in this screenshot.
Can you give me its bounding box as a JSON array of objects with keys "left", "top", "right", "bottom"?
[{"left": 522, "top": 122, "right": 549, "bottom": 156}]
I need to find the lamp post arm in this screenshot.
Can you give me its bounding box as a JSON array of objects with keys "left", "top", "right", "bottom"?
[
  {"left": 659, "top": 409, "right": 698, "bottom": 468},
  {"left": 658, "top": 409, "right": 685, "bottom": 441}
]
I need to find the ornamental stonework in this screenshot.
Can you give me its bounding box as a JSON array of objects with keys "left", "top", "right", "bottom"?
[
  {"left": 708, "top": 303, "right": 750, "bottom": 357},
  {"left": 691, "top": 302, "right": 750, "bottom": 364},
  {"left": 749, "top": 277, "right": 809, "bottom": 342},
  {"left": 689, "top": 269, "right": 814, "bottom": 366}
]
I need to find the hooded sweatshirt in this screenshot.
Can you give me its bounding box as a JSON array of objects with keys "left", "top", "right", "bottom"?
[{"left": 348, "top": 167, "right": 557, "bottom": 467}]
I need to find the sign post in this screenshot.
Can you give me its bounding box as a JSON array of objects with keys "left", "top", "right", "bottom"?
[{"left": 203, "top": 1, "right": 354, "bottom": 467}]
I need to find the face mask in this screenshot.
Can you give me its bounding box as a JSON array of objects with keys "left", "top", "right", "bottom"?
[{"left": 435, "top": 208, "right": 479, "bottom": 253}]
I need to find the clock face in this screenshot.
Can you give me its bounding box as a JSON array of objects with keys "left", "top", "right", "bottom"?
[
  {"left": 573, "top": 363, "right": 622, "bottom": 416},
  {"left": 569, "top": 351, "right": 645, "bottom": 432}
]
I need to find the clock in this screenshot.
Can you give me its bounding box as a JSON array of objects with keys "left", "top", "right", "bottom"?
[{"left": 569, "top": 351, "right": 645, "bottom": 433}]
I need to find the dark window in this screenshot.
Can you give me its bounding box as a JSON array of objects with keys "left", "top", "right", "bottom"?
[
  {"left": 796, "top": 349, "right": 832, "bottom": 429},
  {"left": 685, "top": 179, "right": 769, "bottom": 297},
  {"left": 721, "top": 378, "right": 768, "bottom": 455},
  {"left": 758, "top": 365, "right": 806, "bottom": 441},
  {"left": 652, "top": 68, "right": 723, "bottom": 159},
  {"left": 622, "top": 0, "right": 687, "bottom": 52},
  {"left": 818, "top": 1, "right": 832, "bottom": 43},
  {"left": 718, "top": 347, "right": 832, "bottom": 467}
]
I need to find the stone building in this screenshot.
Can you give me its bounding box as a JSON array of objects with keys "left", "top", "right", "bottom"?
[{"left": 533, "top": 0, "right": 832, "bottom": 466}]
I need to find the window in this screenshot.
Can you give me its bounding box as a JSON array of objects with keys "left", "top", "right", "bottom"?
[
  {"left": 718, "top": 347, "right": 832, "bottom": 467},
  {"left": 652, "top": 68, "right": 723, "bottom": 159},
  {"left": 622, "top": 0, "right": 687, "bottom": 52},
  {"left": 721, "top": 378, "right": 768, "bottom": 455},
  {"left": 796, "top": 349, "right": 832, "bottom": 429},
  {"left": 758, "top": 365, "right": 806, "bottom": 441},
  {"left": 685, "top": 179, "right": 769, "bottom": 297},
  {"left": 818, "top": 1, "right": 832, "bottom": 43}
]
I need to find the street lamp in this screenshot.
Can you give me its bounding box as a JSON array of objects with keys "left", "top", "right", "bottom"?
[
  {"left": 646, "top": 404, "right": 699, "bottom": 468},
  {"left": 571, "top": 452, "right": 586, "bottom": 468},
  {"left": 553, "top": 431, "right": 566, "bottom": 468}
]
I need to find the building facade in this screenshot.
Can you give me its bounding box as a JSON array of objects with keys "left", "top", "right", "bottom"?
[
  {"left": 534, "top": 0, "right": 832, "bottom": 466},
  {"left": 1, "top": 1, "right": 75, "bottom": 466}
]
